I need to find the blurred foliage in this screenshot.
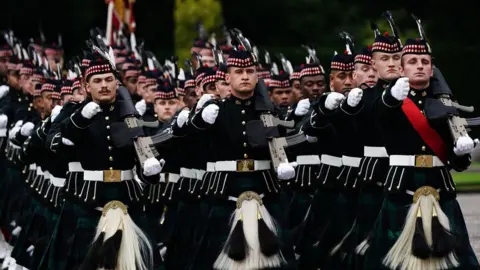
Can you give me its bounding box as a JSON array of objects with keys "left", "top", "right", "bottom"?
[{"left": 174, "top": 0, "right": 223, "bottom": 66}]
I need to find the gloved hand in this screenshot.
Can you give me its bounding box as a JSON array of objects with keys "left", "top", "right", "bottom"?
[
  {"left": 8, "top": 121, "right": 23, "bottom": 139},
  {"left": 81, "top": 102, "right": 102, "bottom": 119},
  {"left": 201, "top": 104, "right": 219, "bottom": 124},
  {"left": 143, "top": 157, "right": 165, "bottom": 176},
  {"left": 325, "top": 92, "right": 345, "bottom": 110},
  {"left": 277, "top": 161, "right": 297, "bottom": 180},
  {"left": 176, "top": 110, "right": 190, "bottom": 128},
  {"left": 135, "top": 100, "right": 147, "bottom": 116},
  {"left": 347, "top": 88, "right": 363, "bottom": 107},
  {"left": 0, "top": 114, "right": 8, "bottom": 129},
  {"left": 197, "top": 94, "right": 214, "bottom": 110},
  {"left": 306, "top": 135, "right": 318, "bottom": 143},
  {"left": 20, "top": 122, "right": 35, "bottom": 137},
  {"left": 51, "top": 105, "right": 63, "bottom": 122},
  {"left": 390, "top": 77, "right": 410, "bottom": 101},
  {"left": 62, "top": 138, "right": 74, "bottom": 146},
  {"left": 0, "top": 85, "right": 9, "bottom": 99},
  {"left": 454, "top": 136, "right": 476, "bottom": 156},
  {"left": 294, "top": 98, "right": 310, "bottom": 116}
]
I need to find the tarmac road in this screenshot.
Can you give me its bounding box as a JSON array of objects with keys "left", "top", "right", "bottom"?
[{"left": 458, "top": 194, "right": 480, "bottom": 259}]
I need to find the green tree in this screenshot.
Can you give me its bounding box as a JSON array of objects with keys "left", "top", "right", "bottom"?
[{"left": 174, "top": 0, "right": 224, "bottom": 66}]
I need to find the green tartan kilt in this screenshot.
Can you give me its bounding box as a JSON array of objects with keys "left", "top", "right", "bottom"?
[
  {"left": 0, "top": 167, "right": 23, "bottom": 227},
  {"left": 364, "top": 194, "right": 480, "bottom": 270},
  {"left": 190, "top": 195, "right": 296, "bottom": 270}
]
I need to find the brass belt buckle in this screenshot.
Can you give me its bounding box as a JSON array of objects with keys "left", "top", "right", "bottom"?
[
  {"left": 414, "top": 155, "right": 433, "bottom": 168},
  {"left": 104, "top": 169, "right": 121, "bottom": 182},
  {"left": 236, "top": 159, "right": 254, "bottom": 172}
]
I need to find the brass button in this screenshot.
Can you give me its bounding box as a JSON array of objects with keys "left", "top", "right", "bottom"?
[
  {"left": 418, "top": 100, "right": 422, "bottom": 105},
  {"left": 105, "top": 116, "right": 109, "bottom": 120},
  {"left": 108, "top": 146, "right": 113, "bottom": 150},
  {"left": 106, "top": 125, "right": 110, "bottom": 130},
  {"left": 109, "top": 167, "right": 113, "bottom": 170},
  {"left": 109, "top": 156, "right": 113, "bottom": 161},
  {"left": 242, "top": 121, "right": 245, "bottom": 125},
  {"left": 242, "top": 131, "right": 246, "bottom": 135},
  {"left": 154, "top": 114, "right": 158, "bottom": 118},
  {"left": 243, "top": 142, "right": 247, "bottom": 147},
  {"left": 421, "top": 146, "right": 426, "bottom": 151},
  {"left": 244, "top": 153, "right": 248, "bottom": 159},
  {"left": 28, "top": 108, "right": 31, "bottom": 111},
  {"left": 241, "top": 110, "right": 245, "bottom": 114},
  {"left": 107, "top": 136, "right": 110, "bottom": 140}
]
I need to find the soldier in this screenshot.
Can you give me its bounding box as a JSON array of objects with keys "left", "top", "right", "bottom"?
[
  {"left": 365, "top": 36, "right": 480, "bottom": 270},
  {"left": 183, "top": 77, "right": 198, "bottom": 109},
  {"left": 290, "top": 65, "right": 303, "bottom": 103},
  {"left": 188, "top": 46, "right": 296, "bottom": 270},
  {"left": 215, "top": 64, "right": 231, "bottom": 99},
  {"left": 135, "top": 71, "right": 160, "bottom": 121},
  {"left": 54, "top": 58, "right": 164, "bottom": 270},
  {"left": 0, "top": 43, "right": 11, "bottom": 85},
  {"left": 268, "top": 72, "right": 294, "bottom": 117},
  {"left": 123, "top": 65, "right": 142, "bottom": 103},
  {"left": 353, "top": 45, "right": 377, "bottom": 88}
]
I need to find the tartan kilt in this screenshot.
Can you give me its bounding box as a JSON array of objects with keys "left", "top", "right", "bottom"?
[
  {"left": 190, "top": 194, "right": 296, "bottom": 270},
  {"left": 0, "top": 167, "right": 25, "bottom": 229},
  {"left": 364, "top": 194, "right": 480, "bottom": 270}
]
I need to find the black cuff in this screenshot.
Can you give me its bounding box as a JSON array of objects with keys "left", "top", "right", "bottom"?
[
  {"left": 341, "top": 99, "right": 364, "bottom": 115},
  {"left": 70, "top": 112, "right": 93, "bottom": 129},
  {"left": 450, "top": 154, "right": 471, "bottom": 172},
  {"left": 381, "top": 87, "right": 403, "bottom": 108}
]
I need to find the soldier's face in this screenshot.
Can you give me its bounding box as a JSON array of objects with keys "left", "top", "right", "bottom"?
[
  {"left": 41, "top": 91, "right": 53, "bottom": 115},
  {"left": 33, "top": 96, "right": 44, "bottom": 112},
  {"left": 300, "top": 75, "right": 326, "bottom": 100},
  {"left": 19, "top": 74, "right": 34, "bottom": 95},
  {"left": 183, "top": 87, "right": 198, "bottom": 109},
  {"left": 216, "top": 80, "right": 231, "bottom": 99},
  {"left": 291, "top": 79, "right": 302, "bottom": 102},
  {"left": 124, "top": 76, "right": 138, "bottom": 95},
  {"left": 0, "top": 56, "right": 8, "bottom": 75},
  {"left": 329, "top": 70, "right": 356, "bottom": 94},
  {"left": 86, "top": 73, "right": 117, "bottom": 104},
  {"left": 144, "top": 84, "right": 157, "bottom": 104},
  {"left": 226, "top": 66, "right": 257, "bottom": 95},
  {"left": 372, "top": 52, "right": 402, "bottom": 81},
  {"left": 154, "top": 98, "right": 179, "bottom": 122},
  {"left": 137, "top": 81, "right": 146, "bottom": 97},
  {"left": 62, "top": 94, "right": 73, "bottom": 105},
  {"left": 269, "top": 88, "right": 293, "bottom": 107},
  {"left": 72, "top": 88, "right": 86, "bottom": 102},
  {"left": 402, "top": 54, "right": 433, "bottom": 87},
  {"left": 7, "top": 71, "right": 19, "bottom": 89},
  {"left": 204, "top": 82, "right": 219, "bottom": 99},
  {"left": 353, "top": 63, "right": 378, "bottom": 87}
]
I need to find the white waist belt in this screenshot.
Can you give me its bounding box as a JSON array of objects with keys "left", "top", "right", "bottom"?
[
  {"left": 83, "top": 170, "right": 133, "bottom": 182},
  {"left": 215, "top": 160, "right": 270, "bottom": 172},
  {"left": 296, "top": 155, "right": 321, "bottom": 165},
  {"left": 180, "top": 168, "right": 196, "bottom": 179},
  {"left": 364, "top": 146, "right": 389, "bottom": 158},
  {"left": 68, "top": 162, "right": 84, "bottom": 172},
  {"left": 390, "top": 155, "right": 444, "bottom": 167},
  {"left": 197, "top": 169, "right": 206, "bottom": 180},
  {"left": 50, "top": 176, "right": 66, "bottom": 187},
  {"left": 321, "top": 154, "right": 342, "bottom": 167},
  {"left": 44, "top": 170, "right": 50, "bottom": 179},
  {"left": 29, "top": 164, "right": 36, "bottom": 170},
  {"left": 206, "top": 162, "right": 216, "bottom": 172},
  {"left": 160, "top": 173, "right": 180, "bottom": 183},
  {"left": 342, "top": 155, "right": 362, "bottom": 167},
  {"left": 36, "top": 167, "right": 44, "bottom": 176}
]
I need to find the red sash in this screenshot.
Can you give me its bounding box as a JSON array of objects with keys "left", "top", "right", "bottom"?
[{"left": 401, "top": 97, "right": 448, "bottom": 164}]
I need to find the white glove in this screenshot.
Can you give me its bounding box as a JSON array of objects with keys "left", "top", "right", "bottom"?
[
  {"left": 347, "top": 88, "right": 363, "bottom": 107},
  {"left": 0, "top": 85, "right": 9, "bottom": 99},
  {"left": 294, "top": 98, "right": 311, "bottom": 116},
  {"left": 14, "top": 120, "right": 23, "bottom": 127},
  {"left": 176, "top": 110, "right": 190, "bottom": 128},
  {"left": 8, "top": 126, "right": 20, "bottom": 138},
  {"left": 20, "top": 122, "right": 35, "bottom": 137},
  {"left": 143, "top": 157, "right": 165, "bottom": 176},
  {"left": 306, "top": 135, "right": 318, "bottom": 143},
  {"left": 0, "top": 114, "right": 8, "bottom": 129},
  {"left": 325, "top": 92, "right": 345, "bottom": 110},
  {"left": 390, "top": 77, "right": 410, "bottom": 101},
  {"left": 454, "top": 136, "right": 475, "bottom": 156},
  {"left": 135, "top": 100, "right": 147, "bottom": 116},
  {"left": 277, "top": 161, "right": 297, "bottom": 180},
  {"left": 62, "top": 138, "right": 74, "bottom": 146},
  {"left": 197, "top": 94, "right": 214, "bottom": 110},
  {"left": 81, "top": 102, "right": 102, "bottom": 119},
  {"left": 51, "top": 105, "right": 63, "bottom": 122},
  {"left": 201, "top": 104, "right": 219, "bottom": 124}
]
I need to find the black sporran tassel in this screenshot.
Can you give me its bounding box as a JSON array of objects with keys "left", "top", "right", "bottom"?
[
  {"left": 412, "top": 208, "right": 431, "bottom": 259},
  {"left": 227, "top": 214, "right": 248, "bottom": 261},
  {"left": 99, "top": 229, "right": 123, "bottom": 269},
  {"left": 258, "top": 211, "right": 280, "bottom": 257},
  {"left": 79, "top": 231, "right": 105, "bottom": 270},
  {"left": 431, "top": 207, "right": 457, "bottom": 257}
]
